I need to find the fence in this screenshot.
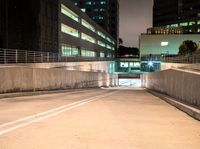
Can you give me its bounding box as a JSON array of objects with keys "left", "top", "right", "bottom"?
[
  {"left": 141, "top": 54, "right": 200, "bottom": 64},
  {"left": 0, "top": 48, "right": 113, "bottom": 64}
]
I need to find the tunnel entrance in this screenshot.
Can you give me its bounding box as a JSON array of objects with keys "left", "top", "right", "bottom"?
[{"left": 118, "top": 78, "right": 141, "bottom": 87}]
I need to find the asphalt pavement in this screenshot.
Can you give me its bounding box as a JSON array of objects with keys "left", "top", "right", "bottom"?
[{"left": 0, "top": 88, "right": 199, "bottom": 149}]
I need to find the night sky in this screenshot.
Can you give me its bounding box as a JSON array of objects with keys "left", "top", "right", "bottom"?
[{"left": 119, "top": 0, "right": 153, "bottom": 47}]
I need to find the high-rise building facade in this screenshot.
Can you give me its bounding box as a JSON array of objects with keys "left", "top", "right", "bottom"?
[
  {"left": 0, "top": 0, "right": 58, "bottom": 52},
  {"left": 72, "top": 0, "right": 119, "bottom": 41},
  {"left": 153, "top": 0, "right": 200, "bottom": 33},
  {"left": 0, "top": 0, "right": 116, "bottom": 61}
]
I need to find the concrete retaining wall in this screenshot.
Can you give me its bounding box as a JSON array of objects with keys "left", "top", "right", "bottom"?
[
  {"left": 160, "top": 63, "right": 192, "bottom": 71},
  {"left": 1, "top": 61, "right": 114, "bottom": 73},
  {"left": 0, "top": 67, "right": 118, "bottom": 93},
  {"left": 142, "top": 69, "right": 200, "bottom": 108}
]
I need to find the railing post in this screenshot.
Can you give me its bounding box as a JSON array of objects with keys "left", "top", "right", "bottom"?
[
  {"left": 4, "top": 49, "right": 6, "bottom": 64},
  {"left": 25, "top": 51, "right": 28, "bottom": 63},
  {"left": 34, "top": 52, "right": 35, "bottom": 63},
  {"left": 41, "top": 53, "right": 43, "bottom": 63},
  {"left": 47, "top": 52, "right": 49, "bottom": 62},
  {"left": 52, "top": 53, "right": 54, "bottom": 62},
  {"left": 15, "top": 49, "right": 18, "bottom": 63}
]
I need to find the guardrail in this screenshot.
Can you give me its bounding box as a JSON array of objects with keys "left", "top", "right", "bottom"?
[
  {"left": 141, "top": 54, "right": 200, "bottom": 64},
  {"left": 163, "top": 55, "right": 200, "bottom": 63},
  {"left": 0, "top": 48, "right": 113, "bottom": 64}
]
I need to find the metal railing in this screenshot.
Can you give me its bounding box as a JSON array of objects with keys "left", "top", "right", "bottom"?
[
  {"left": 141, "top": 54, "right": 200, "bottom": 64},
  {"left": 162, "top": 55, "right": 200, "bottom": 63},
  {"left": 0, "top": 48, "right": 113, "bottom": 64}
]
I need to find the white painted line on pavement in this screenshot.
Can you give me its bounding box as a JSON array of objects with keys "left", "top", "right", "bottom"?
[
  {"left": 0, "top": 89, "right": 105, "bottom": 128},
  {"left": 0, "top": 90, "right": 110, "bottom": 128},
  {"left": 0, "top": 90, "right": 119, "bottom": 136}
]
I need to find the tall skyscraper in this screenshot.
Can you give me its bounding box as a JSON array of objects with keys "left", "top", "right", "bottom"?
[
  {"left": 153, "top": 0, "right": 200, "bottom": 33},
  {"left": 72, "top": 0, "right": 119, "bottom": 41}
]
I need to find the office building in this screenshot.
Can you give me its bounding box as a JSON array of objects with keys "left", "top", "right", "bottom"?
[
  {"left": 0, "top": 0, "right": 116, "bottom": 61},
  {"left": 147, "top": 27, "right": 183, "bottom": 35},
  {"left": 153, "top": 0, "right": 200, "bottom": 33},
  {"left": 0, "top": 0, "right": 58, "bottom": 52},
  {"left": 72, "top": 0, "right": 119, "bottom": 41},
  {"left": 140, "top": 34, "right": 200, "bottom": 56}
]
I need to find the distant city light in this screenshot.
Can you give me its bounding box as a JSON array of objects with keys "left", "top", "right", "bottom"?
[
  {"left": 161, "top": 41, "right": 169, "bottom": 46},
  {"left": 148, "top": 61, "right": 153, "bottom": 67}
]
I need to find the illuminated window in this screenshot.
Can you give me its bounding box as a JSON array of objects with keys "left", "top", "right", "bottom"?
[
  {"left": 120, "top": 62, "right": 128, "bottom": 68},
  {"left": 61, "top": 4, "right": 79, "bottom": 22},
  {"left": 189, "top": 21, "right": 196, "bottom": 26},
  {"left": 85, "top": 1, "right": 92, "bottom": 5},
  {"left": 97, "top": 31, "right": 106, "bottom": 39},
  {"left": 106, "top": 37, "right": 112, "bottom": 43},
  {"left": 61, "top": 23, "right": 79, "bottom": 37},
  {"left": 61, "top": 44, "right": 79, "bottom": 56},
  {"left": 171, "top": 24, "right": 178, "bottom": 27},
  {"left": 197, "top": 21, "right": 200, "bottom": 24},
  {"left": 112, "top": 41, "right": 115, "bottom": 45},
  {"left": 81, "top": 48, "right": 96, "bottom": 57},
  {"left": 100, "top": 1, "right": 106, "bottom": 5},
  {"left": 161, "top": 42, "right": 169, "bottom": 46},
  {"left": 107, "top": 53, "right": 112, "bottom": 58},
  {"left": 81, "top": 8, "right": 86, "bottom": 12},
  {"left": 81, "top": 33, "right": 96, "bottom": 43},
  {"left": 100, "top": 8, "right": 105, "bottom": 11},
  {"left": 100, "top": 52, "right": 105, "bottom": 58},
  {"left": 81, "top": 19, "right": 96, "bottom": 32},
  {"left": 180, "top": 22, "right": 188, "bottom": 27},
  {"left": 106, "top": 44, "right": 112, "bottom": 50},
  {"left": 98, "top": 41, "right": 106, "bottom": 47},
  {"left": 71, "top": 46, "right": 79, "bottom": 56},
  {"left": 93, "top": 16, "right": 104, "bottom": 20},
  {"left": 99, "top": 16, "right": 104, "bottom": 19}
]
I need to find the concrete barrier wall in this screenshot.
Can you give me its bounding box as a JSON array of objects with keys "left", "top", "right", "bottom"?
[
  {"left": 160, "top": 63, "right": 192, "bottom": 71},
  {"left": 0, "top": 67, "right": 118, "bottom": 93},
  {"left": 142, "top": 69, "right": 200, "bottom": 108},
  {"left": 1, "top": 61, "right": 114, "bottom": 73}
]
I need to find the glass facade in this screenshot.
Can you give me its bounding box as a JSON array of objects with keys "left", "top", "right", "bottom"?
[
  {"left": 100, "top": 52, "right": 105, "bottom": 58},
  {"left": 61, "top": 44, "right": 79, "bottom": 56},
  {"left": 106, "top": 44, "right": 112, "bottom": 50},
  {"left": 61, "top": 23, "right": 79, "bottom": 37},
  {"left": 81, "top": 48, "right": 96, "bottom": 57},
  {"left": 180, "top": 22, "right": 188, "bottom": 27},
  {"left": 97, "top": 31, "right": 106, "bottom": 39},
  {"left": 81, "top": 33, "right": 96, "bottom": 43},
  {"left": 97, "top": 40, "right": 106, "bottom": 47},
  {"left": 106, "top": 37, "right": 112, "bottom": 43},
  {"left": 61, "top": 4, "right": 79, "bottom": 22},
  {"left": 81, "top": 19, "right": 95, "bottom": 32},
  {"left": 60, "top": 2, "right": 115, "bottom": 58}
]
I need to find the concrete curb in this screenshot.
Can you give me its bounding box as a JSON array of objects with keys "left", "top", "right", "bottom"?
[
  {"left": 147, "top": 90, "right": 200, "bottom": 121},
  {"left": 0, "top": 88, "right": 99, "bottom": 100}
]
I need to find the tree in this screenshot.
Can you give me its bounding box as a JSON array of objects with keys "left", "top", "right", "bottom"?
[
  {"left": 178, "top": 43, "right": 187, "bottom": 56},
  {"left": 178, "top": 40, "right": 197, "bottom": 56},
  {"left": 117, "top": 46, "right": 139, "bottom": 58},
  {"left": 119, "top": 38, "right": 123, "bottom": 45},
  {"left": 195, "top": 42, "right": 200, "bottom": 54}
]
